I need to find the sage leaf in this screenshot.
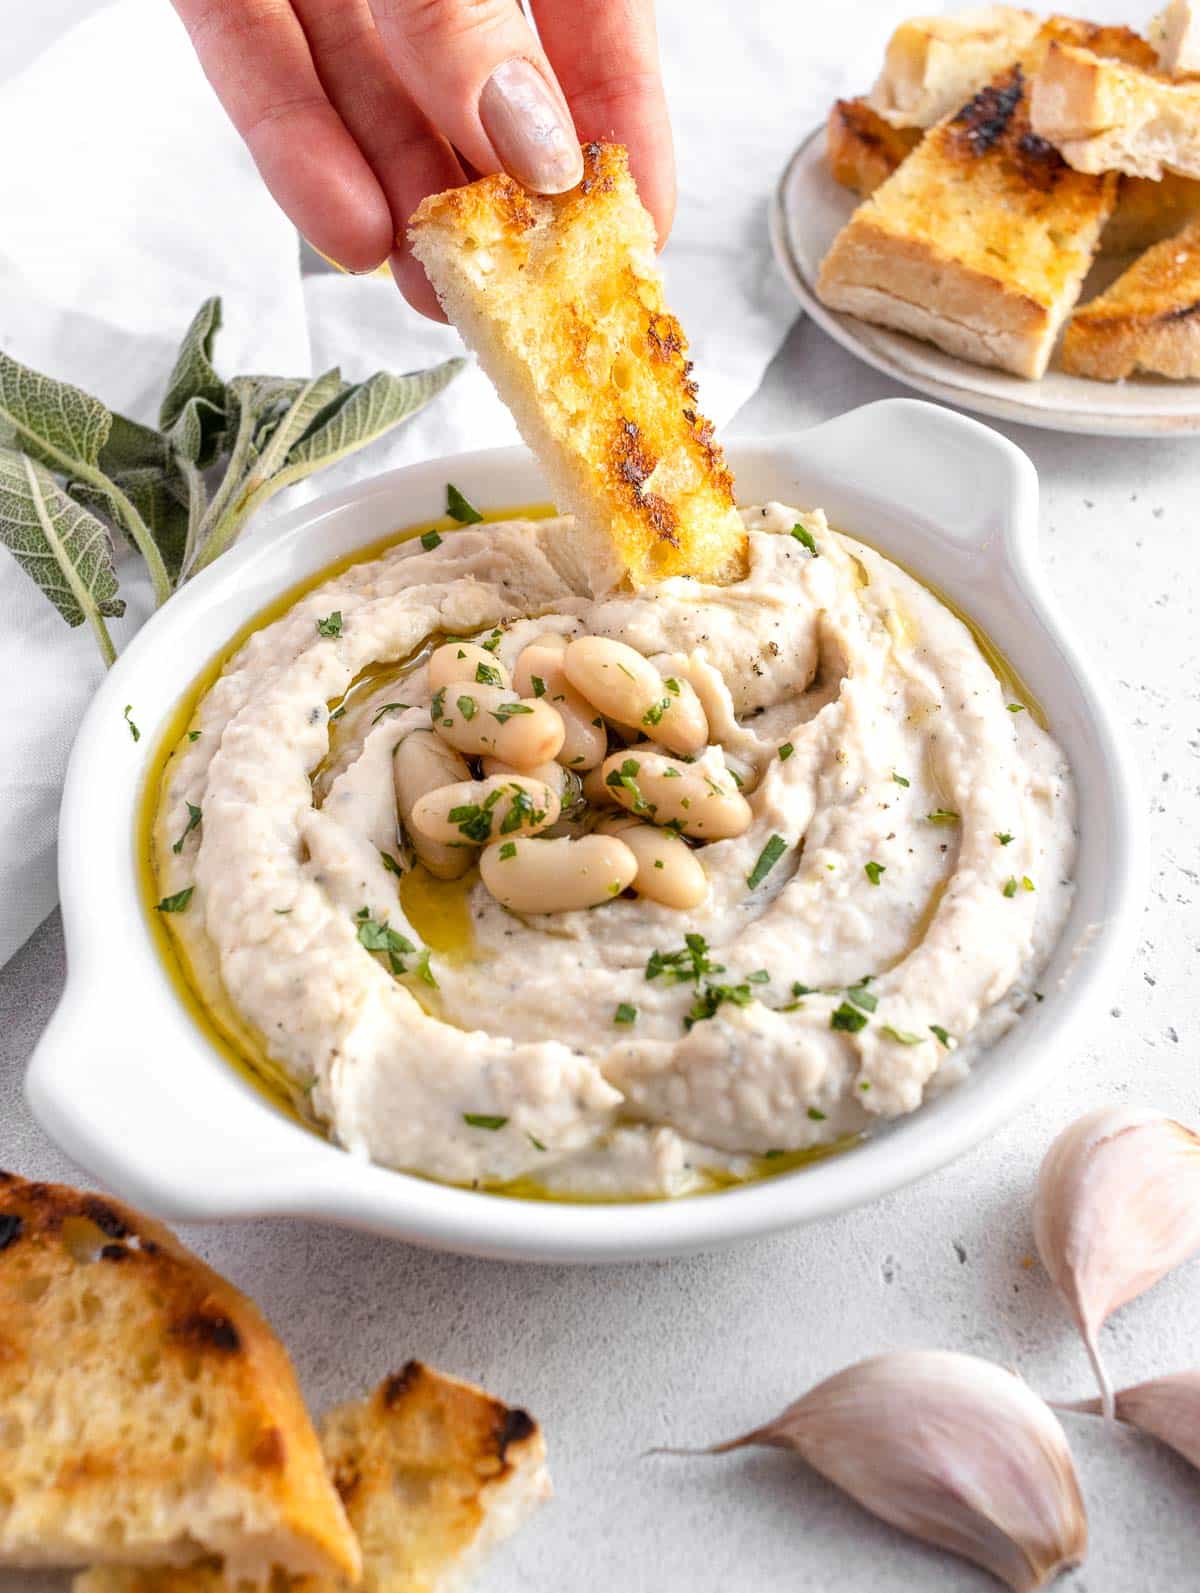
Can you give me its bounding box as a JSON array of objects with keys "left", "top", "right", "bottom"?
[
  {"left": 159, "top": 297, "right": 225, "bottom": 441},
  {"left": 69, "top": 410, "right": 193, "bottom": 581},
  {"left": 0, "top": 349, "right": 170, "bottom": 604},
  {"left": 0, "top": 447, "right": 124, "bottom": 664}
]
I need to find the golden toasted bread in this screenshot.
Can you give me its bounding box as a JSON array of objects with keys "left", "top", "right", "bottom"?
[
  {"left": 1152, "top": 0, "right": 1200, "bottom": 76},
  {"left": 1036, "top": 15, "right": 1158, "bottom": 69},
  {"left": 73, "top": 1362, "right": 550, "bottom": 1593},
  {"left": 1062, "top": 214, "right": 1200, "bottom": 376},
  {"left": 823, "top": 88, "right": 1198, "bottom": 254},
  {"left": 408, "top": 142, "right": 745, "bottom": 593},
  {"left": 868, "top": 6, "right": 1041, "bottom": 127},
  {"left": 826, "top": 99, "right": 922, "bottom": 195},
  {"left": 0, "top": 1172, "right": 359, "bottom": 1583},
  {"left": 1031, "top": 41, "right": 1200, "bottom": 178},
  {"left": 818, "top": 64, "right": 1118, "bottom": 378}
]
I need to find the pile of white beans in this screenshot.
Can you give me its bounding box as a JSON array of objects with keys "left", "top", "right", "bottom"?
[{"left": 391, "top": 633, "right": 754, "bottom": 914}]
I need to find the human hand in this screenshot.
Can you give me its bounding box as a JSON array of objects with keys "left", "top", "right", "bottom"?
[{"left": 171, "top": 0, "right": 676, "bottom": 318}]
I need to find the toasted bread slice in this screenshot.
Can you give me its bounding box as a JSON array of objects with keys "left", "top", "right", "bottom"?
[
  {"left": 823, "top": 89, "right": 1197, "bottom": 255},
  {"left": 408, "top": 142, "right": 745, "bottom": 593},
  {"left": 1031, "top": 42, "right": 1200, "bottom": 178},
  {"left": 1152, "top": 0, "right": 1200, "bottom": 76},
  {"left": 1062, "top": 214, "right": 1200, "bottom": 376},
  {"left": 73, "top": 1362, "right": 550, "bottom": 1593},
  {"left": 818, "top": 65, "right": 1118, "bottom": 378},
  {"left": 0, "top": 1172, "right": 359, "bottom": 1583},
  {"left": 826, "top": 98, "right": 922, "bottom": 195},
  {"left": 868, "top": 6, "right": 1041, "bottom": 127}
]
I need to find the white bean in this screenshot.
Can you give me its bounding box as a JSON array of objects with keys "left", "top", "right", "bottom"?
[
  {"left": 644, "top": 673, "right": 709, "bottom": 758},
  {"left": 392, "top": 731, "right": 473, "bottom": 880},
  {"left": 479, "top": 834, "right": 638, "bottom": 914},
  {"left": 428, "top": 640, "right": 511, "bottom": 693},
  {"left": 599, "top": 749, "right": 752, "bottom": 839},
  {"left": 514, "top": 634, "right": 608, "bottom": 771},
  {"left": 598, "top": 816, "right": 708, "bottom": 909},
  {"left": 430, "top": 682, "right": 565, "bottom": 768},
  {"left": 410, "top": 775, "right": 560, "bottom": 846},
  {"left": 582, "top": 765, "right": 619, "bottom": 809},
  {"left": 563, "top": 637, "right": 667, "bottom": 731}
]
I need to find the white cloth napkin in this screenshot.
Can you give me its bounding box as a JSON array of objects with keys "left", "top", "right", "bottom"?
[{"left": 0, "top": 0, "right": 931, "bottom": 966}]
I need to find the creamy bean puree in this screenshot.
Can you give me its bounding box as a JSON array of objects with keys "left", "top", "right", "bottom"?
[{"left": 151, "top": 506, "right": 1075, "bottom": 1199}]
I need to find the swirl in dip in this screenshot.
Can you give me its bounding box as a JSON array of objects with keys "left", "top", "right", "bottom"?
[{"left": 151, "top": 505, "right": 1075, "bottom": 1199}]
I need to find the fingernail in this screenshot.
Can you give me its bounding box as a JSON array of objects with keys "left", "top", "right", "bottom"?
[{"left": 479, "top": 58, "right": 583, "bottom": 193}]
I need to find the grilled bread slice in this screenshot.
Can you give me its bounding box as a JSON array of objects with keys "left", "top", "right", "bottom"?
[
  {"left": 74, "top": 1362, "right": 550, "bottom": 1593},
  {"left": 1152, "top": 0, "right": 1200, "bottom": 76},
  {"left": 818, "top": 66, "right": 1118, "bottom": 378},
  {"left": 824, "top": 90, "right": 1200, "bottom": 254},
  {"left": 0, "top": 1173, "right": 359, "bottom": 1583},
  {"left": 868, "top": 6, "right": 1041, "bottom": 127},
  {"left": 826, "top": 98, "right": 922, "bottom": 195},
  {"left": 1062, "top": 214, "right": 1200, "bottom": 376},
  {"left": 1031, "top": 42, "right": 1200, "bottom": 178},
  {"left": 409, "top": 142, "right": 745, "bottom": 593}
]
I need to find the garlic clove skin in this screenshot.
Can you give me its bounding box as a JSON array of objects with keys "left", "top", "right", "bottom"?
[
  {"left": 1034, "top": 1106, "right": 1200, "bottom": 1418},
  {"left": 695, "top": 1351, "right": 1087, "bottom": 1592},
  {"left": 1065, "top": 1371, "right": 1200, "bottom": 1474}
]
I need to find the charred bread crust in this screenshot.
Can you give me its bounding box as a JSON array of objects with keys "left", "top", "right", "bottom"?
[{"left": 1062, "top": 214, "right": 1200, "bottom": 376}]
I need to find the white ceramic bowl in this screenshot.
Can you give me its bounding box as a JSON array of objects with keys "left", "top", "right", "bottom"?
[{"left": 27, "top": 399, "right": 1141, "bottom": 1263}]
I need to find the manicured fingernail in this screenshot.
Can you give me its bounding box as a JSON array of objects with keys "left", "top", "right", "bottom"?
[{"left": 479, "top": 58, "right": 583, "bottom": 193}]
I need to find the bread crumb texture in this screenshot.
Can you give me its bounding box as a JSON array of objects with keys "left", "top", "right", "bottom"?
[{"left": 1063, "top": 214, "right": 1200, "bottom": 377}]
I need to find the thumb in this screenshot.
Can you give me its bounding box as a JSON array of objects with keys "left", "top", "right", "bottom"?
[{"left": 365, "top": 0, "right": 583, "bottom": 196}]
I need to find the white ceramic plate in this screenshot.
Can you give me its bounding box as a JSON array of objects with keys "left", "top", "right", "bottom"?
[
  {"left": 27, "top": 400, "right": 1142, "bottom": 1262},
  {"left": 772, "top": 124, "right": 1200, "bottom": 438}
]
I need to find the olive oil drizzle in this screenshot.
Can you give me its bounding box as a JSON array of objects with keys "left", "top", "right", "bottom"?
[{"left": 139, "top": 505, "right": 1045, "bottom": 1203}]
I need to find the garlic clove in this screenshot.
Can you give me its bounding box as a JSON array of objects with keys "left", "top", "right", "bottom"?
[
  {"left": 1065, "top": 1371, "right": 1200, "bottom": 1473},
  {"left": 669, "top": 1351, "right": 1087, "bottom": 1592},
  {"left": 1033, "top": 1106, "right": 1200, "bottom": 1418}
]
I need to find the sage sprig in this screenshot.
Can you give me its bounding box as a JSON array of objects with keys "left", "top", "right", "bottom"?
[{"left": 0, "top": 296, "right": 463, "bottom": 664}]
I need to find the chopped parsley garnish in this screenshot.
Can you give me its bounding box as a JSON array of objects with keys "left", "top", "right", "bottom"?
[
  {"left": 379, "top": 850, "right": 404, "bottom": 877},
  {"left": 685, "top": 981, "right": 756, "bottom": 1031},
  {"left": 930, "top": 1024, "right": 956, "bottom": 1049},
  {"left": 498, "top": 841, "right": 517, "bottom": 861},
  {"left": 446, "top": 484, "right": 484, "bottom": 524},
  {"left": 846, "top": 983, "right": 877, "bottom": 1013},
  {"left": 746, "top": 834, "right": 788, "bottom": 890},
  {"left": 420, "top": 530, "right": 443, "bottom": 551},
  {"left": 643, "top": 697, "right": 671, "bottom": 727},
  {"left": 790, "top": 523, "right": 818, "bottom": 556},
  {"left": 448, "top": 801, "right": 495, "bottom": 843},
  {"left": 528, "top": 1133, "right": 546, "bottom": 1151},
  {"left": 779, "top": 742, "right": 794, "bottom": 762},
  {"left": 881, "top": 1025, "right": 924, "bottom": 1045},
  {"left": 1007, "top": 703, "right": 1026, "bottom": 714},
  {"left": 1023, "top": 875, "right": 1035, "bottom": 891},
  {"left": 606, "top": 758, "right": 652, "bottom": 816},
  {"left": 463, "top": 1113, "right": 507, "bottom": 1130},
  {"left": 1003, "top": 877, "right": 1018, "bottom": 898},
  {"left": 481, "top": 629, "right": 504, "bottom": 653},
  {"left": 614, "top": 1003, "right": 638, "bottom": 1025},
  {"left": 646, "top": 933, "right": 723, "bottom": 986},
  {"left": 354, "top": 908, "right": 432, "bottom": 982},
  {"left": 892, "top": 772, "right": 910, "bottom": 787},
  {"left": 156, "top": 887, "right": 194, "bottom": 913},
  {"left": 187, "top": 730, "right": 201, "bottom": 742},
  {"left": 172, "top": 802, "right": 202, "bottom": 855},
  {"left": 372, "top": 702, "right": 409, "bottom": 724},
  {"left": 927, "top": 809, "right": 959, "bottom": 825},
  {"left": 123, "top": 705, "right": 140, "bottom": 742},
  {"left": 831, "top": 1001, "right": 868, "bottom": 1033},
  {"left": 531, "top": 674, "right": 547, "bottom": 698},
  {"left": 500, "top": 785, "right": 542, "bottom": 835},
  {"left": 662, "top": 766, "right": 681, "bottom": 778},
  {"left": 996, "top": 831, "right": 1014, "bottom": 846},
  {"left": 864, "top": 861, "right": 886, "bottom": 886},
  {"left": 475, "top": 661, "right": 503, "bottom": 687},
  {"left": 316, "top": 611, "right": 343, "bottom": 638},
  {"left": 747, "top": 969, "right": 770, "bottom": 985},
  {"left": 807, "top": 1107, "right": 827, "bottom": 1121},
  {"left": 491, "top": 701, "right": 534, "bottom": 723},
  {"left": 457, "top": 694, "right": 478, "bottom": 721}
]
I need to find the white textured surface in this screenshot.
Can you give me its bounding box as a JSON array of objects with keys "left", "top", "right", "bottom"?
[{"left": 4, "top": 3, "right": 1200, "bottom": 1591}]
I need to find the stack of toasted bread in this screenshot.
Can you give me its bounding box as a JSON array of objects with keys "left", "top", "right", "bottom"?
[
  {"left": 817, "top": 5, "right": 1200, "bottom": 381},
  {"left": 0, "top": 1172, "right": 549, "bottom": 1591}
]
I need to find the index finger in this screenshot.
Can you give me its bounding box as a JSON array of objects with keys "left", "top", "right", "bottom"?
[
  {"left": 170, "top": 0, "right": 395, "bottom": 271},
  {"left": 531, "top": 0, "right": 675, "bottom": 245}
]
